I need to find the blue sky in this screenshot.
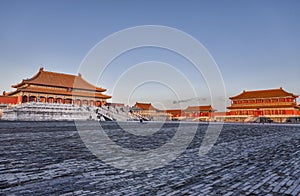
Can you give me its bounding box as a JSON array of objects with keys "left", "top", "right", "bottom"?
[{"left": 0, "top": 0, "right": 299, "bottom": 111}]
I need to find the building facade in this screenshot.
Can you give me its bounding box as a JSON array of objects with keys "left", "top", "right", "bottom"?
[
  {"left": 183, "top": 105, "right": 216, "bottom": 118},
  {"left": 0, "top": 68, "right": 111, "bottom": 106},
  {"left": 166, "top": 105, "right": 216, "bottom": 121},
  {"left": 227, "top": 88, "right": 299, "bottom": 122},
  {"left": 132, "top": 102, "right": 170, "bottom": 120}
]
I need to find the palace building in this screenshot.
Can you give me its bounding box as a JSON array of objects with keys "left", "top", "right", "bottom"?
[
  {"left": 0, "top": 68, "right": 111, "bottom": 106},
  {"left": 132, "top": 102, "right": 159, "bottom": 118},
  {"left": 227, "top": 87, "right": 299, "bottom": 122},
  {"left": 132, "top": 102, "right": 171, "bottom": 121},
  {"left": 133, "top": 102, "right": 158, "bottom": 111},
  {"left": 166, "top": 105, "right": 216, "bottom": 121},
  {"left": 183, "top": 105, "right": 216, "bottom": 118},
  {"left": 132, "top": 103, "right": 217, "bottom": 121},
  {"left": 165, "top": 109, "right": 183, "bottom": 119}
]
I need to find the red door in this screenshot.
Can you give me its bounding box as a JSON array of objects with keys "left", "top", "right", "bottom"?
[{"left": 254, "top": 110, "right": 262, "bottom": 117}]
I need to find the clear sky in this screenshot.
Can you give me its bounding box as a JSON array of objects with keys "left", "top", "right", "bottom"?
[{"left": 0, "top": 0, "right": 299, "bottom": 111}]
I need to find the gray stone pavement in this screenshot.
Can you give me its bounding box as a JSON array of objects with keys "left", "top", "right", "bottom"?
[{"left": 0, "top": 121, "right": 299, "bottom": 195}]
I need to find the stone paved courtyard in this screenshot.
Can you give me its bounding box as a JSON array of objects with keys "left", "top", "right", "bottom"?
[{"left": 0, "top": 121, "right": 300, "bottom": 195}]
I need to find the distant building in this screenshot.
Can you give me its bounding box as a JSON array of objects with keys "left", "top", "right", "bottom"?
[
  {"left": 227, "top": 87, "right": 299, "bottom": 122},
  {"left": 166, "top": 105, "right": 216, "bottom": 121},
  {"left": 132, "top": 102, "right": 158, "bottom": 118},
  {"left": 133, "top": 102, "right": 158, "bottom": 111},
  {"left": 183, "top": 105, "right": 216, "bottom": 118},
  {"left": 132, "top": 102, "right": 170, "bottom": 121},
  {"left": 0, "top": 68, "right": 111, "bottom": 106},
  {"left": 165, "top": 109, "right": 183, "bottom": 118}
]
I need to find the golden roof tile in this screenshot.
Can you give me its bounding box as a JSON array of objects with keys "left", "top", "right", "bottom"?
[
  {"left": 12, "top": 68, "right": 106, "bottom": 92},
  {"left": 230, "top": 88, "right": 298, "bottom": 100}
]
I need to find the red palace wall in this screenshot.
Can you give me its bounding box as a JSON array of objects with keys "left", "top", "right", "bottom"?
[
  {"left": 182, "top": 112, "right": 211, "bottom": 118},
  {"left": 0, "top": 96, "right": 22, "bottom": 105}
]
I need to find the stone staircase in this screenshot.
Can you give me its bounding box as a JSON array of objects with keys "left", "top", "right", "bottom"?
[
  {"left": 94, "top": 106, "right": 138, "bottom": 122},
  {"left": 244, "top": 116, "right": 259, "bottom": 123}
]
